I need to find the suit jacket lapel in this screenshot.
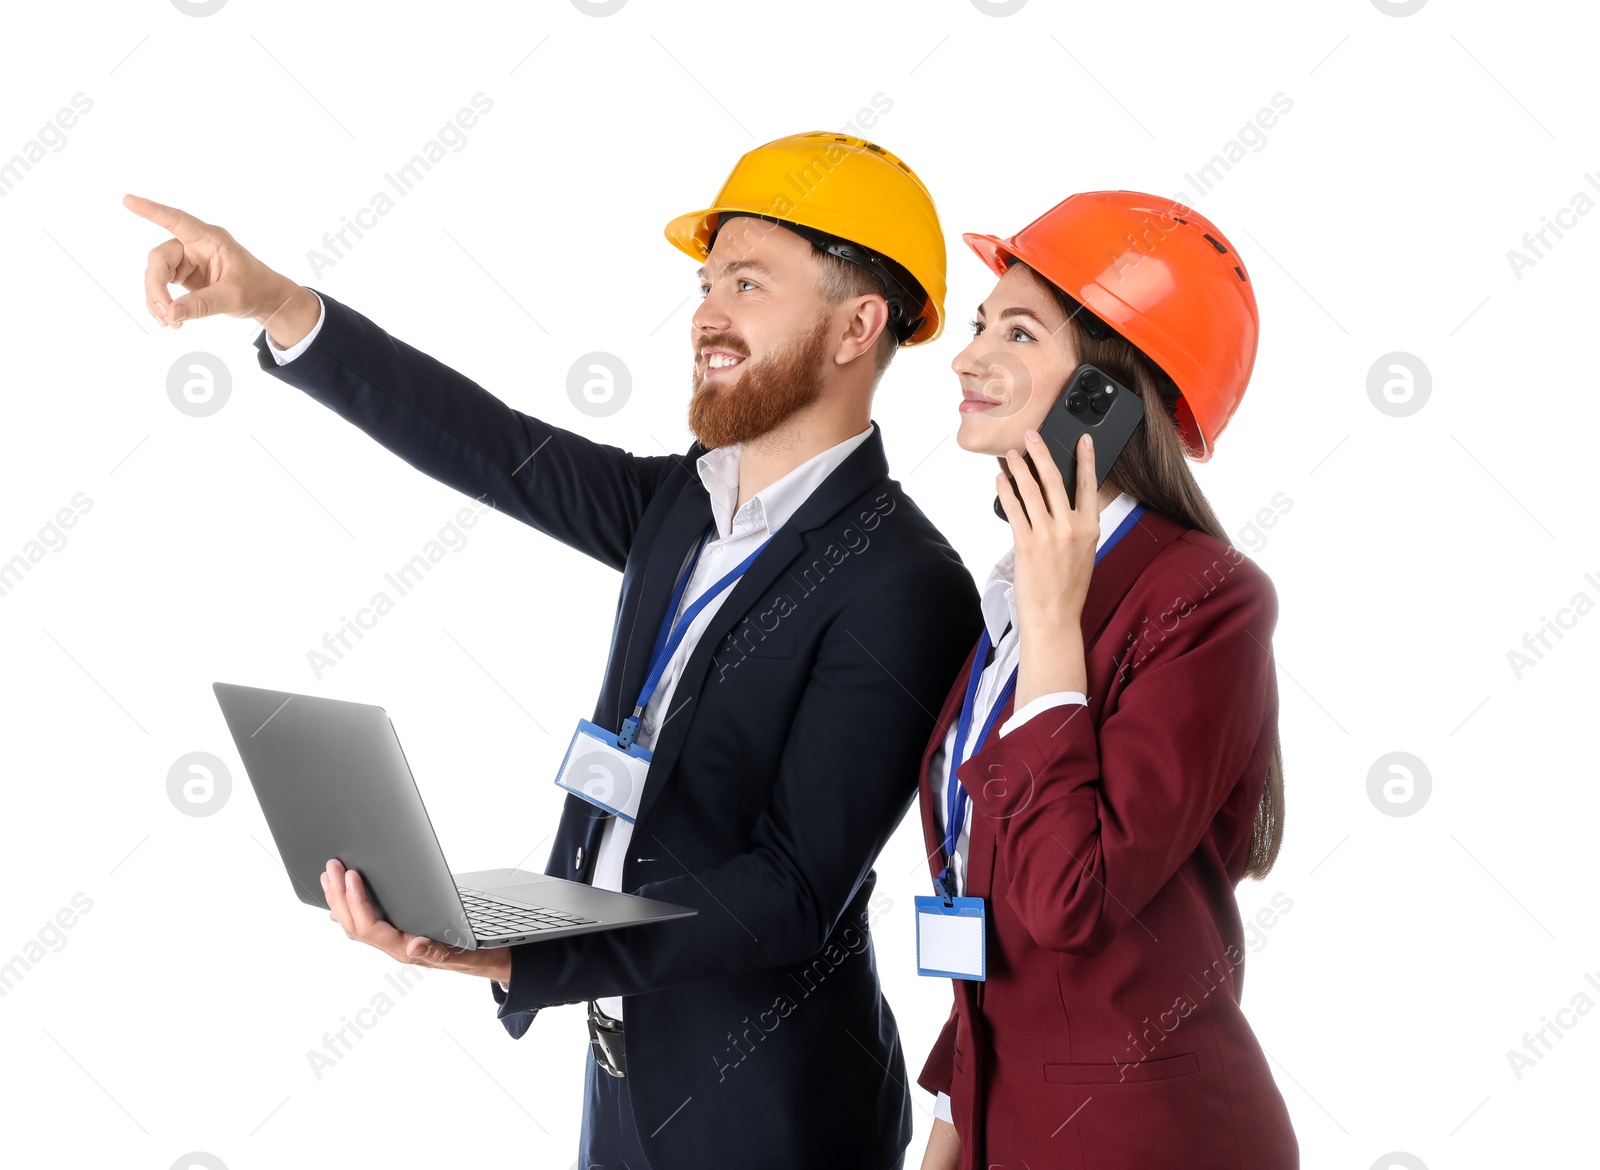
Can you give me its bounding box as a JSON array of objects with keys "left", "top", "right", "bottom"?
[
  {"left": 961, "top": 685, "right": 1011, "bottom": 899},
  {"left": 558, "top": 457, "right": 709, "bottom": 862},
  {"left": 1078, "top": 505, "right": 1185, "bottom": 650},
  {"left": 631, "top": 424, "right": 892, "bottom": 828},
  {"left": 611, "top": 477, "right": 715, "bottom": 728}
]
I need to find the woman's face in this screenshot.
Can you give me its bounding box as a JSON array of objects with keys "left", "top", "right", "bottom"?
[{"left": 952, "top": 263, "right": 1080, "bottom": 456}]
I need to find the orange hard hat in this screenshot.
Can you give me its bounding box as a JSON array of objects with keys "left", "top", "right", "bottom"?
[{"left": 963, "top": 191, "right": 1259, "bottom": 462}]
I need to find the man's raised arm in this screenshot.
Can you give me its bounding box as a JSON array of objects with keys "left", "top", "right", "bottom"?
[{"left": 125, "top": 194, "right": 679, "bottom": 569}]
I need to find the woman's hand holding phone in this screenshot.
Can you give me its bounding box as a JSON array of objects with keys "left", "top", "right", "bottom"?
[{"left": 995, "top": 428, "right": 1098, "bottom": 710}]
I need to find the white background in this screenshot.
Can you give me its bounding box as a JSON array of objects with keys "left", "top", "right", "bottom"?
[{"left": 1, "top": 0, "right": 1595, "bottom": 1167}]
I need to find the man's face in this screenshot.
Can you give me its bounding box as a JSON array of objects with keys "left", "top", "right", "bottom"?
[{"left": 688, "top": 216, "right": 837, "bottom": 449}]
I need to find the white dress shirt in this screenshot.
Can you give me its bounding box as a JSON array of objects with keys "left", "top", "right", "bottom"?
[
  {"left": 268, "top": 295, "right": 875, "bottom": 1017},
  {"left": 929, "top": 490, "right": 1139, "bottom": 1123}
]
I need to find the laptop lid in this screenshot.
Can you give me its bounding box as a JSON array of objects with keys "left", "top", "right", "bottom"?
[{"left": 212, "top": 681, "right": 476, "bottom": 949}]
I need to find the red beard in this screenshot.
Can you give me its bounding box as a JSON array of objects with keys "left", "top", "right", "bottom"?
[{"left": 688, "top": 313, "right": 832, "bottom": 449}]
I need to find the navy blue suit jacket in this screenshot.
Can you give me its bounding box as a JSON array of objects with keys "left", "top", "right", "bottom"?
[{"left": 253, "top": 290, "right": 982, "bottom": 1170}]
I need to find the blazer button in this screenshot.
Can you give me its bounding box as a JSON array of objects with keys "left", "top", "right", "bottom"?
[{"left": 574, "top": 846, "right": 584, "bottom": 871}]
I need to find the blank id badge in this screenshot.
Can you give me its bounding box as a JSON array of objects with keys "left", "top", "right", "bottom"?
[
  {"left": 554, "top": 719, "right": 652, "bottom": 823},
  {"left": 914, "top": 895, "right": 986, "bottom": 980}
]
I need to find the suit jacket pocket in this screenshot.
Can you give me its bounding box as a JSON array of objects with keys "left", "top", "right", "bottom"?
[{"left": 1043, "top": 1051, "right": 1198, "bottom": 1085}]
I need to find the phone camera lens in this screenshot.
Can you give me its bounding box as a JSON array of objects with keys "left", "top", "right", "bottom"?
[
  {"left": 1078, "top": 373, "right": 1099, "bottom": 393},
  {"left": 1090, "top": 392, "right": 1112, "bottom": 414},
  {"left": 1066, "top": 391, "right": 1089, "bottom": 413}
]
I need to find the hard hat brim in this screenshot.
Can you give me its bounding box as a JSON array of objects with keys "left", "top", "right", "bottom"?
[
  {"left": 960, "top": 231, "right": 1217, "bottom": 462},
  {"left": 962, "top": 232, "right": 1016, "bottom": 278}
]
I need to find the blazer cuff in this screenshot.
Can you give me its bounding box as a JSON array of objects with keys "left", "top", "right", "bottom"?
[
  {"left": 493, "top": 934, "right": 599, "bottom": 1020},
  {"left": 488, "top": 950, "right": 541, "bottom": 1039},
  {"left": 999, "top": 691, "right": 1086, "bottom": 738},
  {"left": 963, "top": 699, "right": 1099, "bottom": 828},
  {"left": 261, "top": 289, "right": 326, "bottom": 364}
]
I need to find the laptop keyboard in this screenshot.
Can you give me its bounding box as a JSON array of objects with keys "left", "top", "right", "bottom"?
[{"left": 458, "top": 889, "right": 599, "bottom": 938}]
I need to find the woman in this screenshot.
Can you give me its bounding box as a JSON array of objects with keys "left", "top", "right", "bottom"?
[{"left": 915, "top": 192, "right": 1298, "bottom": 1170}]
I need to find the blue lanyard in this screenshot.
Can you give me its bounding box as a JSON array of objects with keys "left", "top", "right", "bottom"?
[
  {"left": 618, "top": 522, "right": 773, "bottom": 748},
  {"left": 939, "top": 627, "right": 1015, "bottom": 897},
  {"left": 937, "top": 502, "right": 1147, "bottom": 899}
]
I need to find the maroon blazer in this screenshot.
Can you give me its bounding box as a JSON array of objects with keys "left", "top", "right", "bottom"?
[{"left": 915, "top": 506, "right": 1298, "bottom": 1170}]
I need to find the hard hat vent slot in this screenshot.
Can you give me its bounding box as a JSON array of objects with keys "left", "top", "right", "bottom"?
[
  {"left": 1234, "top": 265, "right": 1246, "bottom": 282},
  {"left": 1201, "top": 232, "right": 1228, "bottom": 254}
]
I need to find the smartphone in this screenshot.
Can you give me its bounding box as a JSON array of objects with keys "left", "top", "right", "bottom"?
[{"left": 994, "top": 362, "right": 1147, "bottom": 521}]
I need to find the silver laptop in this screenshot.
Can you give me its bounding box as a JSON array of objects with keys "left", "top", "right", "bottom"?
[{"left": 213, "top": 681, "right": 696, "bottom": 949}]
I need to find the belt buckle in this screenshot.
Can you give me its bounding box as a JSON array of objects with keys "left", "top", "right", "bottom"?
[{"left": 586, "top": 1001, "right": 627, "bottom": 1078}]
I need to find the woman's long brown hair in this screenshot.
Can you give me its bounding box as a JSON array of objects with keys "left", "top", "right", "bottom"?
[{"left": 1009, "top": 257, "right": 1284, "bottom": 879}]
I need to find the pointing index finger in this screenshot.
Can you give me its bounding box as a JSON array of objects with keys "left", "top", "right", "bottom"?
[{"left": 122, "top": 193, "right": 211, "bottom": 243}]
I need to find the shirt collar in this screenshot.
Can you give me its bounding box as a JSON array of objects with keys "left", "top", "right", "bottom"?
[
  {"left": 981, "top": 490, "right": 1142, "bottom": 642},
  {"left": 696, "top": 422, "right": 876, "bottom": 540}
]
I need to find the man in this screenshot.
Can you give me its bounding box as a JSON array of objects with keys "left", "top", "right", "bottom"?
[{"left": 126, "top": 131, "right": 981, "bottom": 1170}]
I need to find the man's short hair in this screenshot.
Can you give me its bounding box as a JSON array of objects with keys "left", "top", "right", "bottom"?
[
  {"left": 713, "top": 212, "right": 907, "bottom": 381},
  {"left": 810, "top": 247, "right": 898, "bottom": 379}
]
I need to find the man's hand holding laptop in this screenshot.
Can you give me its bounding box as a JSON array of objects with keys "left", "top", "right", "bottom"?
[{"left": 320, "top": 858, "right": 513, "bottom": 983}]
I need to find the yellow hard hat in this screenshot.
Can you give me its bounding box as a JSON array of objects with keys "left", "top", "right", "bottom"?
[{"left": 664, "top": 131, "right": 947, "bottom": 346}]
